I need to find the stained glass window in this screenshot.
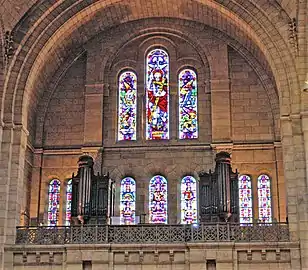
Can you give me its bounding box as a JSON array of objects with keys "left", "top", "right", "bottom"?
[
  {"left": 257, "top": 174, "right": 272, "bottom": 223},
  {"left": 47, "top": 179, "right": 61, "bottom": 226},
  {"left": 149, "top": 175, "right": 168, "bottom": 223},
  {"left": 146, "top": 49, "right": 169, "bottom": 140},
  {"left": 118, "top": 71, "right": 137, "bottom": 141},
  {"left": 179, "top": 69, "right": 198, "bottom": 139},
  {"left": 65, "top": 179, "right": 72, "bottom": 226},
  {"left": 238, "top": 175, "right": 253, "bottom": 224},
  {"left": 120, "top": 177, "right": 136, "bottom": 225},
  {"left": 181, "top": 176, "right": 198, "bottom": 224}
]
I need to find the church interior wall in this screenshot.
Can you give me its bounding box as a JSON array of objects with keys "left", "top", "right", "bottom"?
[
  {"left": 24, "top": 20, "right": 287, "bottom": 227},
  {"left": 0, "top": 1, "right": 306, "bottom": 269}
]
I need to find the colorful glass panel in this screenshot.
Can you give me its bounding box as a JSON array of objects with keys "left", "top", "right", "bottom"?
[
  {"left": 47, "top": 179, "right": 61, "bottom": 226},
  {"left": 149, "top": 175, "right": 168, "bottom": 223},
  {"left": 238, "top": 175, "right": 253, "bottom": 223},
  {"left": 146, "top": 49, "right": 169, "bottom": 140},
  {"left": 257, "top": 174, "right": 272, "bottom": 223},
  {"left": 179, "top": 69, "right": 198, "bottom": 139},
  {"left": 120, "top": 177, "right": 136, "bottom": 225},
  {"left": 118, "top": 71, "right": 137, "bottom": 141},
  {"left": 181, "top": 176, "right": 198, "bottom": 224},
  {"left": 65, "top": 179, "right": 72, "bottom": 226}
]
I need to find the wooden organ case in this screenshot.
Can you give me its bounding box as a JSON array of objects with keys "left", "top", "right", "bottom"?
[
  {"left": 71, "top": 155, "right": 114, "bottom": 225},
  {"left": 199, "top": 152, "right": 239, "bottom": 223}
]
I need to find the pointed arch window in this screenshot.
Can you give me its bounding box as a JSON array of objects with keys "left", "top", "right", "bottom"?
[
  {"left": 238, "top": 175, "right": 253, "bottom": 224},
  {"left": 257, "top": 174, "right": 272, "bottom": 223},
  {"left": 181, "top": 176, "right": 198, "bottom": 224},
  {"left": 146, "top": 49, "right": 169, "bottom": 140},
  {"left": 47, "top": 179, "right": 61, "bottom": 226},
  {"left": 149, "top": 175, "right": 168, "bottom": 223},
  {"left": 179, "top": 69, "right": 198, "bottom": 139},
  {"left": 65, "top": 179, "right": 72, "bottom": 226},
  {"left": 120, "top": 177, "right": 136, "bottom": 225},
  {"left": 118, "top": 71, "right": 137, "bottom": 141}
]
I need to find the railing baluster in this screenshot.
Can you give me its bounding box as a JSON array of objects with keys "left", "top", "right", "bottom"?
[{"left": 15, "top": 223, "right": 290, "bottom": 245}]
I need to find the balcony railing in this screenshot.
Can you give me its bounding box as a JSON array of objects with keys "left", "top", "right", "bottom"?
[{"left": 15, "top": 223, "right": 290, "bottom": 245}]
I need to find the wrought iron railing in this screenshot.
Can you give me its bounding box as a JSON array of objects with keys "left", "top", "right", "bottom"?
[{"left": 15, "top": 223, "right": 289, "bottom": 245}]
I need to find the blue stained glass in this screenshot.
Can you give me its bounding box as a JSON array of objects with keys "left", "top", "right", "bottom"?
[
  {"left": 238, "top": 175, "right": 253, "bottom": 224},
  {"left": 65, "top": 179, "right": 72, "bottom": 226},
  {"left": 120, "top": 177, "right": 136, "bottom": 225},
  {"left": 48, "top": 179, "right": 61, "bottom": 226},
  {"left": 149, "top": 175, "right": 168, "bottom": 223},
  {"left": 146, "top": 49, "right": 169, "bottom": 140},
  {"left": 179, "top": 69, "right": 198, "bottom": 139},
  {"left": 118, "top": 71, "right": 137, "bottom": 141},
  {"left": 181, "top": 176, "right": 198, "bottom": 224},
  {"left": 257, "top": 174, "right": 272, "bottom": 223}
]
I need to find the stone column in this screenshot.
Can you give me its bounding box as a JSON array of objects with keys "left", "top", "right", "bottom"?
[
  {"left": 0, "top": 124, "right": 28, "bottom": 269},
  {"left": 281, "top": 114, "right": 308, "bottom": 269},
  {"left": 300, "top": 112, "right": 308, "bottom": 269}
]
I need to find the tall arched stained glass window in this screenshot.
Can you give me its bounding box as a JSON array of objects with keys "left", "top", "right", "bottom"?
[
  {"left": 65, "top": 179, "right": 72, "bottom": 226},
  {"left": 238, "top": 175, "right": 253, "bottom": 224},
  {"left": 257, "top": 174, "right": 272, "bottom": 223},
  {"left": 179, "top": 69, "right": 198, "bottom": 139},
  {"left": 118, "top": 71, "right": 137, "bottom": 141},
  {"left": 181, "top": 176, "right": 197, "bottom": 224},
  {"left": 120, "top": 177, "right": 136, "bottom": 225},
  {"left": 149, "top": 175, "right": 168, "bottom": 224},
  {"left": 47, "top": 179, "right": 61, "bottom": 226},
  {"left": 146, "top": 49, "right": 169, "bottom": 140}
]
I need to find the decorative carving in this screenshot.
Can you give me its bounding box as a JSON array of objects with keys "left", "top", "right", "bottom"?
[
  {"left": 261, "top": 249, "right": 266, "bottom": 260},
  {"left": 36, "top": 252, "right": 40, "bottom": 264},
  {"left": 4, "top": 31, "right": 14, "bottom": 60},
  {"left": 154, "top": 251, "right": 159, "bottom": 262},
  {"left": 247, "top": 250, "right": 252, "bottom": 261},
  {"left": 124, "top": 251, "right": 129, "bottom": 263},
  {"left": 276, "top": 249, "right": 281, "bottom": 261},
  {"left": 22, "top": 252, "right": 27, "bottom": 263},
  {"left": 288, "top": 18, "right": 298, "bottom": 54},
  {"left": 169, "top": 251, "right": 174, "bottom": 262},
  {"left": 49, "top": 252, "right": 54, "bottom": 263},
  {"left": 139, "top": 251, "right": 144, "bottom": 263}
]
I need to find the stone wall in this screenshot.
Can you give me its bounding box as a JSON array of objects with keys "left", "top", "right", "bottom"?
[
  {"left": 5, "top": 242, "right": 299, "bottom": 270},
  {"left": 25, "top": 20, "right": 287, "bottom": 226}
]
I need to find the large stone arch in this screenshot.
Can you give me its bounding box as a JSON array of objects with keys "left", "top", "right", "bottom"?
[
  {"left": 0, "top": 1, "right": 307, "bottom": 269},
  {"left": 33, "top": 18, "right": 281, "bottom": 147},
  {"left": 2, "top": 0, "right": 300, "bottom": 131}
]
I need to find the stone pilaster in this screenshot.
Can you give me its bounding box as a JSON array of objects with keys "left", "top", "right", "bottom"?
[
  {"left": 209, "top": 44, "right": 231, "bottom": 143},
  {"left": 83, "top": 83, "right": 104, "bottom": 146},
  {"left": 0, "top": 124, "right": 28, "bottom": 269}
]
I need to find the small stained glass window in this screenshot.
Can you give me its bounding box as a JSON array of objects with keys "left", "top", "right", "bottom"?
[
  {"left": 120, "top": 177, "right": 136, "bottom": 225},
  {"left": 47, "top": 179, "right": 61, "bottom": 226},
  {"left": 118, "top": 71, "right": 137, "bottom": 141},
  {"left": 181, "top": 176, "right": 198, "bottom": 224},
  {"left": 238, "top": 175, "right": 253, "bottom": 224},
  {"left": 149, "top": 175, "right": 168, "bottom": 223},
  {"left": 146, "top": 49, "right": 169, "bottom": 140},
  {"left": 65, "top": 179, "right": 72, "bottom": 226},
  {"left": 179, "top": 69, "right": 198, "bottom": 139},
  {"left": 257, "top": 174, "right": 272, "bottom": 223}
]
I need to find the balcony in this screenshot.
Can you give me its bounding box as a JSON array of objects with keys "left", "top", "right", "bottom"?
[{"left": 16, "top": 223, "right": 290, "bottom": 245}]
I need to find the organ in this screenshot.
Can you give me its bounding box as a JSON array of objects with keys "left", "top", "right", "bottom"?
[
  {"left": 199, "top": 152, "right": 239, "bottom": 223},
  {"left": 70, "top": 154, "right": 114, "bottom": 225}
]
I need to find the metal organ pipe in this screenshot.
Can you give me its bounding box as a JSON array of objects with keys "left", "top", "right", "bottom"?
[
  {"left": 77, "top": 155, "right": 93, "bottom": 216},
  {"left": 215, "top": 152, "right": 231, "bottom": 214}
]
